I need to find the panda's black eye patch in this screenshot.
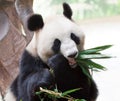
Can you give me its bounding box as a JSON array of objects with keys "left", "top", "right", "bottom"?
[
  {"left": 52, "top": 39, "right": 61, "bottom": 53},
  {"left": 71, "top": 33, "right": 80, "bottom": 45}
]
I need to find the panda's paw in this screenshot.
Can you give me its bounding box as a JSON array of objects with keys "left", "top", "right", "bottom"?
[
  {"left": 30, "top": 82, "right": 54, "bottom": 96},
  {"left": 47, "top": 54, "right": 65, "bottom": 68},
  {"left": 47, "top": 54, "right": 60, "bottom": 68}
]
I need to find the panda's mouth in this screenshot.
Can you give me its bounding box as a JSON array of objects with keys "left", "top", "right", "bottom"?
[{"left": 68, "top": 58, "right": 77, "bottom": 68}]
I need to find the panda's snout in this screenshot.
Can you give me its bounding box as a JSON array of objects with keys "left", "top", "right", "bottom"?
[
  {"left": 61, "top": 38, "right": 79, "bottom": 59},
  {"left": 68, "top": 52, "right": 78, "bottom": 58}
]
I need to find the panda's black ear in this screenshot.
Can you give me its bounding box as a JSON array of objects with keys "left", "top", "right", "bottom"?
[
  {"left": 63, "top": 2, "right": 72, "bottom": 19},
  {"left": 27, "top": 14, "right": 44, "bottom": 31}
]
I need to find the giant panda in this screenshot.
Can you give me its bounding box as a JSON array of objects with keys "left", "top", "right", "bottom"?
[{"left": 5, "top": 3, "right": 98, "bottom": 101}]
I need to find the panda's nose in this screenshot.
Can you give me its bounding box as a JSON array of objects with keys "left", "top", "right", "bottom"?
[{"left": 68, "top": 52, "right": 78, "bottom": 58}]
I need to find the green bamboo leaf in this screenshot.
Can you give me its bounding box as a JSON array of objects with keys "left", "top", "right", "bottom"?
[
  {"left": 75, "top": 45, "right": 113, "bottom": 76},
  {"left": 86, "top": 60, "right": 106, "bottom": 70},
  {"left": 62, "top": 88, "right": 80, "bottom": 96},
  {"left": 79, "top": 59, "right": 106, "bottom": 70},
  {"left": 77, "top": 62, "right": 92, "bottom": 79},
  {"left": 75, "top": 99, "right": 86, "bottom": 101},
  {"left": 89, "top": 45, "right": 112, "bottom": 50},
  {"left": 35, "top": 91, "right": 42, "bottom": 95},
  {"left": 78, "top": 54, "right": 112, "bottom": 59},
  {"left": 79, "top": 49, "right": 101, "bottom": 54},
  {"left": 91, "top": 69, "right": 100, "bottom": 72},
  {"left": 80, "top": 45, "right": 112, "bottom": 54},
  {"left": 88, "top": 60, "right": 106, "bottom": 70}
]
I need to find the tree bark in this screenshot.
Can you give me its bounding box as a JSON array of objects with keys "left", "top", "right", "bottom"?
[
  {"left": 0, "top": 0, "right": 33, "bottom": 96},
  {"left": 15, "top": 0, "right": 34, "bottom": 43}
]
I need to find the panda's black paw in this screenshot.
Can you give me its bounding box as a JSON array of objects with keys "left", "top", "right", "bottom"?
[{"left": 47, "top": 54, "right": 67, "bottom": 68}]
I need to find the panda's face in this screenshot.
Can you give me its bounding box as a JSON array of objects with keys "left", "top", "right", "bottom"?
[
  {"left": 36, "top": 16, "right": 85, "bottom": 66},
  {"left": 27, "top": 3, "right": 85, "bottom": 67}
]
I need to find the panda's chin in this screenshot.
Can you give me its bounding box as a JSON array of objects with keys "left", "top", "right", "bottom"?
[{"left": 67, "top": 58, "right": 77, "bottom": 68}]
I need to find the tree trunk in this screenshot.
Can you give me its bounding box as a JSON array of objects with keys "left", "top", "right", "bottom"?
[{"left": 0, "top": 0, "right": 33, "bottom": 96}]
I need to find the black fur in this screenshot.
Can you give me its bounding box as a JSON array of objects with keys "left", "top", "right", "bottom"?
[
  {"left": 63, "top": 2, "right": 72, "bottom": 19},
  {"left": 10, "top": 51, "right": 98, "bottom": 101},
  {"left": 52, "top": 39, "right": 61, "bottom": 53},
  {"left": 68, "top": 52, "right": 77, "bottom": 58},
  {"left": 11, "top": 50, "right": 55, "bottom": 101},
  {"left": 10, "top": 76, "right": 18, "bottom": 97},
  {"left": 71, "top": 33, "right": 80, "bottom": 45},
  {"left": 27, "top": 14, "right": 44, "bottom": 31},
  {"left": 10, "top": 3, "right": 98, "bottom": 99},
  {"left": 48, "top": 54, "right": 98, "bottom": 101}
]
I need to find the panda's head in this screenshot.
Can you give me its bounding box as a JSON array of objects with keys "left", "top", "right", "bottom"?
[{"left": 26, "top": 3, "right": 85, "bottom": 67}]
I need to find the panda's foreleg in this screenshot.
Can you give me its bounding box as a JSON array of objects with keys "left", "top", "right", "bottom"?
[{"left": 18, "top": 69, "right": 55, "bottom": 101}]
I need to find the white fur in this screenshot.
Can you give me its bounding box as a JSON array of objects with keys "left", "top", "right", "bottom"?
[
  {"left": 27, "top": 15, "right": 85, "bottom": 62},
  {"left": 26, "top": 33, "right": 38, "bottom": 57},
  {"left": 4, "top": 89, "right": 16, "bottom": 101},
  {"left": 60, "top": 38, "right": 78, "bottom": 58},
  {"left": 0, "top": 94, "right": 2, "bottom": 101}
]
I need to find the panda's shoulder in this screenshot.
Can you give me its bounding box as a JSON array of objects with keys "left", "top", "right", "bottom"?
[
  {"left": 20, "top": 50, "right": 37, "bottom": 66},
  {"left": 20, "top": 50, "right": 47, "bottom": 72}
]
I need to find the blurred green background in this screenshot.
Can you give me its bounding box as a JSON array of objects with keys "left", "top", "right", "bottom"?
[{"left": 34, "top": 0, "right": 120, "bottom": 20}]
